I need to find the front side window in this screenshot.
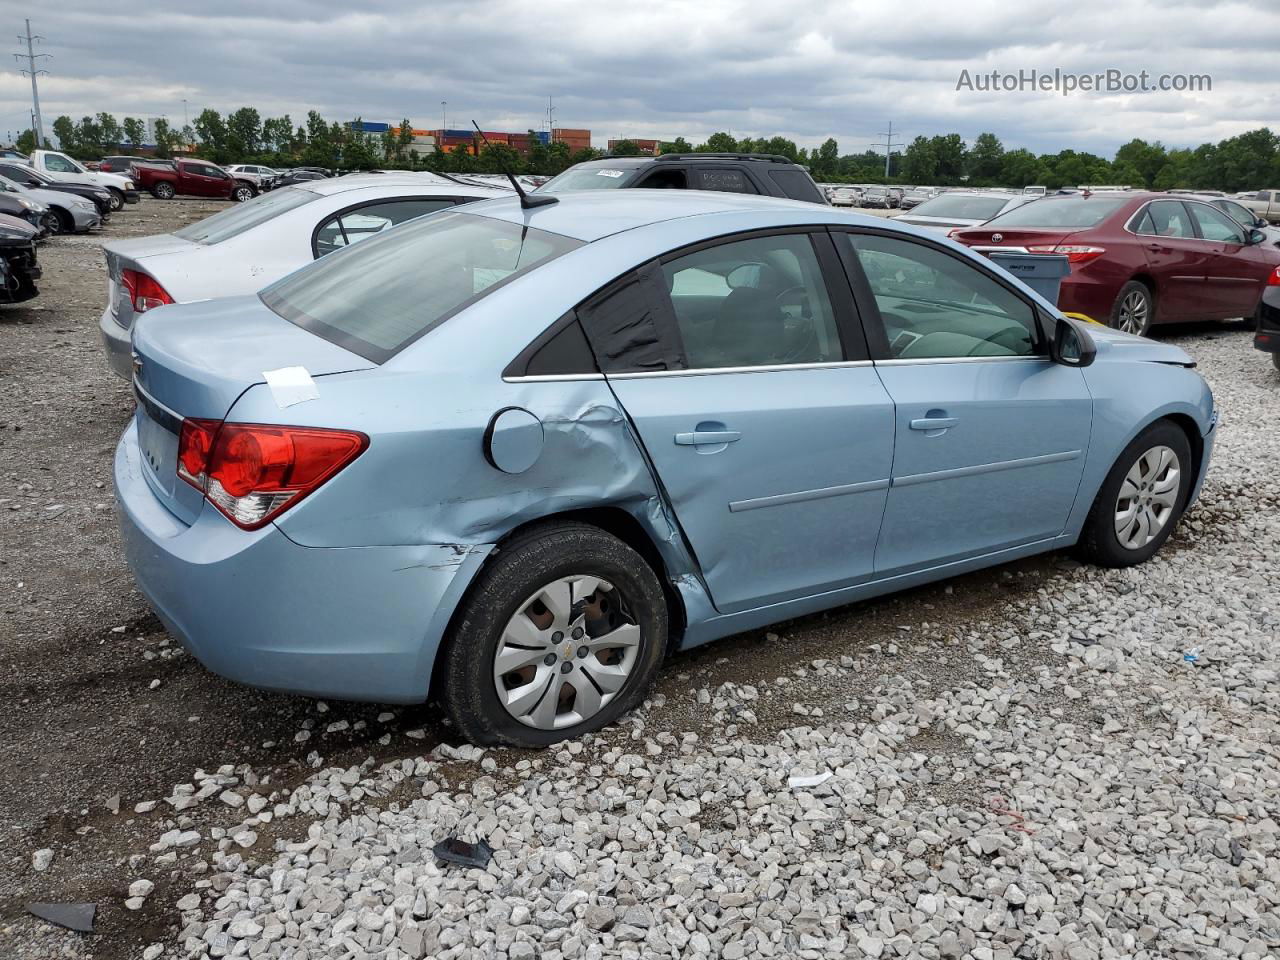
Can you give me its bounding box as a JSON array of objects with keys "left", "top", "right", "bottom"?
[
  {"left": 1220, "top": 201, "right": 1257, "bottom": 226},
  {"left": 313, "top": 198, "right": 457, "bottom": 256},
  {"left": 846, "top": 234, "right": 1039, "bottom": 359},
  {"left": 1135, "top": 201, "right": 1194, "bottom": 238},
  {"left": 44, "top": 153, "right": 79, "bottom": 173},
  {"left": 261, "top": 211, "right": 581, "bottom": 363},
  {"left": 661, "top": 233, "right": 841, "bottom": 368},
  {"left": 1191, "top": 204, "right": 1246, "bottom": 244}
]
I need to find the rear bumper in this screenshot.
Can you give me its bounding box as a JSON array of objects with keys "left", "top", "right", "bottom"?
[
  {"left": 99, "top": 305, "right": 133, "bottom": 380},
  {"left": 1056, "top": 275, "right": 1118, "bottom": 325},
  {"left": 114, "top": 421, "right": 490, "bottom": 703},
  {"left": 1254, "top": 286, "right": 1280, "bottom": 353}
]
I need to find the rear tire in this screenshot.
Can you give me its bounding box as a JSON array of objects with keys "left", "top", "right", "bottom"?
[
  {"left": 152, "top": 182, "right": 175, "bottom": 200},
  {"left": 107, "top": 188, "right": 125, "bottom": 211},
  {"left": 439, "top": 522, "right": 668, "bottom": 747},
  {"left": 232, "top": 184, "right": 255, "bottom": 203},
  {"left": 1075, "top": 421, "right": 1192, "bottom": 568},
  {"left": 1110, "top": 280, "right": 1155, "bottom": 336}
]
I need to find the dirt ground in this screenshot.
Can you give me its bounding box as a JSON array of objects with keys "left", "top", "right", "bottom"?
[{"left": 0, "top": 197, "right": 1226, "bottom": 959}]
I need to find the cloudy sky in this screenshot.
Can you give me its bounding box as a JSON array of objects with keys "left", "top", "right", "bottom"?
[{"left": 0, "top": 0, "right": 1276, "bottom": 157}]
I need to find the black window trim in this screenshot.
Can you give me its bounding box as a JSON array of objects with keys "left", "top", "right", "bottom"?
[
  {"left": 504, "top": 225, "right": 874, "bottom": 379},
  {"left": 309, "top": 194, "right": 473, "bottom": 258},
  {"left": 829, "top": 225, "right": 1054, "bottom": 362}
]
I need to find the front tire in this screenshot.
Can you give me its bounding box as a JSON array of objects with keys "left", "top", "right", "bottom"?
[
  {"left": 1272, "top": 352, "right": 1280, "bottom": 373},
  {"left": 232, "top": 184, "right": 255, "bottom": 203},
  {"left": 1076, "top": 421, "right": 1192, "bottom": 568},
  {"left": 439, "top": 522, "right": 668, "bottom": 747},
  {"left": 107, "top": 188, "right": 125, "bottom": 211},
  {"left": 1110, "top": 280, "right": 1155, "bottom": 336},
  {"left": 152, "top": 182, "right": 175, "bottom": 200}
]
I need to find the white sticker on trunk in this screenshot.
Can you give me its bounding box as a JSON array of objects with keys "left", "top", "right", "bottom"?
[
  {"left": 596, "top": 169, "right": 624, "bottom": 178},
  {"left": 263, "top": 366, "right": 320, "bottom": 408}
]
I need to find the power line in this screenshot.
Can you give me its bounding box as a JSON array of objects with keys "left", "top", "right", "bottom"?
[
  {"left": 14, "top": 19, "right": 49, "bottom": 148},
  {"left": 871, "top": 120, "right": 904, "bottom": 179}
]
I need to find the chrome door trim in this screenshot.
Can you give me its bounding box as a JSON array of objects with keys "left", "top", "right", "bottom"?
[
  {"left": 893, "top": 449, "right": 1082, "bottom": 488},
  {"left": 502, "top": 372, "right": 606, "bottom": 383},
  {"left": 874, "top": 356, "right": 1050, "bottom": 366},
  {"left": 729, "top": 477, "right": 891, "bottom": 513},
  {"left": 608, "top": 360, "right": 875, "bottom": 380}
]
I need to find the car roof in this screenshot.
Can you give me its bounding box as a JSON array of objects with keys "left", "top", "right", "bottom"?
[
  {"left": 454, "top": 189, "right": 885, "bottom": 243},
  {"left": 296, "top": 173, "right": 502, "bottom": 198}
]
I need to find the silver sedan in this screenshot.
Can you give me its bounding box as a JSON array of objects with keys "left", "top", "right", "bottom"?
[{"left": 0, "top": 173, "right": 101, "bottom": 234}]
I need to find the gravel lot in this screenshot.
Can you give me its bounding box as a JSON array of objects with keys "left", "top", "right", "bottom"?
[{"left": 1, "top": 199, "right": 1276, "bottom": 960}]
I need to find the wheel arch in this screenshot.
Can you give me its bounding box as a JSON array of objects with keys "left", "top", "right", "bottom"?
[{"left": 426, "top": 506, "right": 690, "bottom": 702}]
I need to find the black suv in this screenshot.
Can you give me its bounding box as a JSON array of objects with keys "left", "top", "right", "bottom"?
[{"left": 537, "top": 153, "right": 829, "bottom": 205}]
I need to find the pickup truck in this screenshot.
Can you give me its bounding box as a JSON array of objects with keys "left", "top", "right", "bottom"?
[
  {"left": 23, "top": 149, "right": 138, "bottom": 211},
  {"left": 133, "top": 159, "right": 256, "bottom": 202},
  {"left": 1239, "top": 190, "right": 1280, "bottom": 225}
]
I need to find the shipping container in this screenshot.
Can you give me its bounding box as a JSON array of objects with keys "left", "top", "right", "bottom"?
[
  {"left": 349, "top": 121, "right": 391, "bottom": 134},
  {"left": 554, "top": 128, "right": 591, "bottom": 139}
]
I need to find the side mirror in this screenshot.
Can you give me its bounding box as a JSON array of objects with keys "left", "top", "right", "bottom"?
[
  {"left": 1053, "top": 316, "right": 1097, "bottom": 366},
  {"left": 1248, "top": 228, "right": 1267, "bottom": 246}
]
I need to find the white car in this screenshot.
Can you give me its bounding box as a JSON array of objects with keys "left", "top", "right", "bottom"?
[
  {"left": 891, "top": 191, "right": 1035, "bottom": 233},
  {"left": 23, "top": 149, "right": 137, "bottom": 211},
  {"left": 0, "top": 173, "right": 101, "bottom": 233},
  {"left": 98, "top": 174, "right": 504, "bottom": 378},
  {"left": 227, "top": 164, "right": 280, "bottom": 191}
]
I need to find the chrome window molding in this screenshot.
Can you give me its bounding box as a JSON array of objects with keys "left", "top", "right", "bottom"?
[
  {"left": 607, "top": 359, "right": 874, "bottom": 379},
  {"left": 502, "top": 372, "right": 606, "bottom": 383},
  {"left": 875, "top": 355, "right": 1048, "bottom": 366}
]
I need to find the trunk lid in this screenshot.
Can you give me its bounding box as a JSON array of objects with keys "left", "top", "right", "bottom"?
[
  {"left": 104, "top": 235, "right": 201, "bottom": 334},
  {"left": 130, "top": 295, "right": 375, "bottom": 524},
  {"left": 951, "top": 227, "right": 1083, "bottom": 251}
]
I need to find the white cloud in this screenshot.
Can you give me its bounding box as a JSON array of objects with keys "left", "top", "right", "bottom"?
[{"left": 0, "top": 0, "right": 1274, "bottom": 156}]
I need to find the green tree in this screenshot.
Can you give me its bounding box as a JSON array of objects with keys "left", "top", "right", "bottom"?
[
  {"left": 968, "top": 133, "right": 1004, "bottom": 183},
  {"left": 261, "top": 116, "right": 293, "bottom": 154},
  {"left": 152, "top": 118, "right": 174, "bottom": 158},
  {"left": 225, "top": 107, "right": 262, "bottom": 158},
  {"left": 478, "top": 142, "right": 524, "bottom": 174},
  {"left": 96, "top": 112, "right": 122, "bottom": 149},
  {"left": 811, "top": 137, "right": 840, "bottom": 180},
  {"left": 609, "top": 139, "right": 642, "bottom": 156},
  {"left": 193, "top": 108, "right": 227, "bottom": 158},
  {"left": 901, "top": 136, "right": 938, "bottom": 184},
  {"left": 700, "top": 132, "right": 739, "bottom": 153},
  {"left": 930, "top": 134, "right": 967, "bottom": 182},
  {"left": 999, "top": 148, "right": 1049, "bottom": 188},
  {"left": 1113, "top": 139, "right": 1168, "bottom": 188},
  {"left": 658, "top": 137, "right": 692, "bottom": 155},
  {"left": 15, "top": 128, "right": 35, "bottom": 154},
  {"left": 51, "top": 115, "right": 77, "bottom": 152},
  {"left": 569, "top": 147, "right": 605, "bottom": 164},
  {"left": 122, "top": 117, "right": 145, "bottom": 148}
]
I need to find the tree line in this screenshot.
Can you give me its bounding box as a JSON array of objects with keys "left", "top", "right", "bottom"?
[{"left": 17, "top": 109, "right": 1280, "bottom": 192}]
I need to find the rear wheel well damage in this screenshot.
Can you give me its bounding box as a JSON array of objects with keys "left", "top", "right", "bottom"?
[{"left": 427, "top": 508, "right": 688, "bottom": 702}]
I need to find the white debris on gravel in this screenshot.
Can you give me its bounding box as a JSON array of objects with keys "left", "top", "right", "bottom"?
[
  {"left": 30, "top": 848, "right": 53, "bottom": 872},
  {"left": 150, "top": 333, "right": 1280, "bottom": 960}
]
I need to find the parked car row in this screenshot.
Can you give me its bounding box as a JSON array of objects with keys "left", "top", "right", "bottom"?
[{"left": 96, "top": 166, "right": 1223, "bottom": 746}]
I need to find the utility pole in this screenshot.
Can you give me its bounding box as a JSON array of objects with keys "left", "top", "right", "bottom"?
[
  {"left": 14, "top": 19, "right": 49, "bottom": 149},
  {"left": 546, "top": 96, "right": 555, "bottom": 140},
  {"left": 440, "top": 101, "right": 447, "bottom": 132},
  {"left": 873, "top": 120, "right": 903, "bottom": 179}
]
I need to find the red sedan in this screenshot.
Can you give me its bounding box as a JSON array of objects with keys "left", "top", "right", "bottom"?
[{"left": 952, "top": 192, "right": 1280, "bottom": 335}]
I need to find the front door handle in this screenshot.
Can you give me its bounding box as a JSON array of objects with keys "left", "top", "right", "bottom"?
[
  {"left": 909, "top": 417, "right": 958, "bottom": 431},
  {"left": 675, "top": 430, "right": 742, "bottom": 446}
]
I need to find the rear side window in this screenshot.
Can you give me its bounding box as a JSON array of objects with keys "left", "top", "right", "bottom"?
[
  {"left": 313, "top": 198, "right": 458, "bottom": 257},
  {"left": 1135, "top": 201, "right": 1193, "bottom": 238},
  {"left": 174, "top": 187, "right": 320, "bottom": 245},
  {"left": 694, "top": 169, "right": 757, "bottom": 194},
  {"left": 769, "top": 169, "right": 825, "bottom": 203},
  {"left": 261, "top": 211, "right": 581, "bottom": 363},
  {"left": 984, "top": 196, "right": 1126, "bottom": 228}
]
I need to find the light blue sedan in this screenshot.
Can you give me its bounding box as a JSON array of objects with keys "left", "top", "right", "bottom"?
[{"left": 116, "top": 190, "right": 1216, "bottom": 746}]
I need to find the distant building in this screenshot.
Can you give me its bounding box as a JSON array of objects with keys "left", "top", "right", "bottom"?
[{"left": 339, "top": 122, "right": 590, "bottom": 157}]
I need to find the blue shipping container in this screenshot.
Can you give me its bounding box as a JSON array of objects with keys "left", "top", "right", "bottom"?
[
  {"left": 349, "top": 121, "right": 391, "bottom": 133},
  {"left": 443, "top": 129, "right": 475, "bottom": 139}
]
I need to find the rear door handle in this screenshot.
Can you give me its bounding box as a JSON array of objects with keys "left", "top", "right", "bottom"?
[
  {"left": 910, "top": 417, "right": 958, "bottom": 431},
  {"left": 674, "top": 430, "right": 741, "bottom": 445}
]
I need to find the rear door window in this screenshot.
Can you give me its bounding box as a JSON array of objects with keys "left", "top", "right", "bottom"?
[
  {"left": 692, "top": 168, "right": 757, "bottom": 194},
  {"left": 1136, "top": 201, "right": 1194, "bottom": 238},
  {"left": 313, "top": 198, "right": 459, "bottom": 257},
  {"left": 261, "top": 211, "right": 581, "bottom": 363}
]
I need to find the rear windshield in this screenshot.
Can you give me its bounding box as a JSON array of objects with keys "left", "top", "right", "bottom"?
[
  {"left": 985, "top": 196, "right": 1128, "bottom": 228},
  {"left": 909, "top": 194, "right": 1010, "bottom": 220},
  {"left": 173, "top": 187, "right": 319, "bottom": 245},
  {"left": 260, "top": 211, "right": 581, "bottom": 363},
  {"left": 538, "top": 166, "right": 641, "bottom": 193}
]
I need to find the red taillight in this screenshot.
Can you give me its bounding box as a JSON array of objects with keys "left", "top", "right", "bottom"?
[
  {"left": 1026, "top": 244, "right": 1106, "bottom": 266},
  {"left": 1268, "top": 266, "right": 1280, "bottom": 286},
  {"left": 121, "top": 269, "right": 174, "bottom": 313},
  {"left": 177, "top": 420, "right": 368, "bottom": 529}
]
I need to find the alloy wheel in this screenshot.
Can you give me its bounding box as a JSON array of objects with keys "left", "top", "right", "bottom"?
[
  {"left": 1118, "top": 290, "right": 1149, "bottom": 335},
  {"left": 1114, "top": 445, "right": 1180, "bottom": 550},
  {"left": 492, "top": 575, "right": 641, "bottom": 730}
]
